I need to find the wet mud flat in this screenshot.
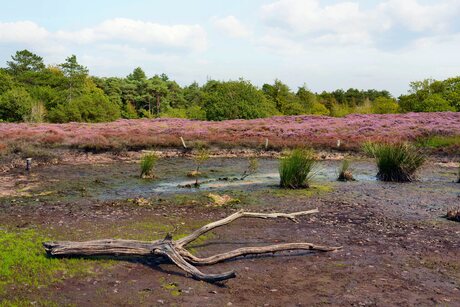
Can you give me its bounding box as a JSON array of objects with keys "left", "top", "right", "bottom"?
[{"left": 0, "top": 157, "right": 459, "bottom": 306}]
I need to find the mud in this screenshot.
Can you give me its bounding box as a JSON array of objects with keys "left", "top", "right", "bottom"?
[{"left": 0, "top": 157, "right": 459, "bottom": 306}]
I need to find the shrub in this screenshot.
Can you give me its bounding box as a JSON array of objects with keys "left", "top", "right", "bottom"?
[
  {"left": 363, "top": 142, "right": 425, "bottom": 182},
  {"left": 241, "top": 157, "right": 259, "bottom": 180},
  {"left": 140, "top": 153, "right": 158, "bottom": 178},
  {"left": 337, "top": 159, "right": 355, "bottom": 181},
  {"left": 279, "top": 148, "right": 316, "bottom": 188},
  {"left": 192, "top": 145, "right": 210, "bottom": 187},
  {"left": 371, "top": 97, "right": 399, "bottom": 114}
]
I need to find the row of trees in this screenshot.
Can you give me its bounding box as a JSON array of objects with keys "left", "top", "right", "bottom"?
[{"left": 0, "top": 50, "right": 458, "bottom": 123}]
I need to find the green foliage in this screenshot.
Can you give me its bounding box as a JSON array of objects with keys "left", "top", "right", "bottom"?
[
  {"left": 0, "top": 88, "right": 34, "bottom": 122},
  {"left": 186, "top": 105, "right": 206, "bottom": 120},
  {"left": 0, "top": 229, "right": 93, "bottom": 295},
  {"left": 0, "top": 49, "right": 458, "bottom": 124},
  {"left": 140, "top": 153, "right": 158, "bottom": 178},
  {"left": 399, "top": 77, "right": 460, "bottom": 112},
  {"left": 279, "top": 148, "right": 316, "bottom": 189},
  {"left": 417, "top": 135, "right": 460, "bottom": 148},
  {"left": 204, "top": 80, "right": 277, "bottom": 120},
  {"left": 372, "top": 97, "right": 399, "bottom": 114},
  {"left": 241, "top": 157, "right": 259, "bottom": 179},
  {"left": 363, "top": 142, "right": 425, "bottom": 182},
  {"left": 48, "top": 84, "right": 120, "bottom": 123},
  {"left": 6, "top": 50, "right": 45, "bottom": 75},
  {"left": 415, "top": 94, "right": 455, "bottom": 112}
]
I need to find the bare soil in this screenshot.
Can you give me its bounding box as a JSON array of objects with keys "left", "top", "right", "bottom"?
[{"left": 0, "top": 157, "right": 459, "bottom": 306}]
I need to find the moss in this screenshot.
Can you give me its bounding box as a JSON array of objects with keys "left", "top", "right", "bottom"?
[
  {"left": 0, "top": 228, "right": 103, "bottom": 296},
  {"left": 159, "top": 278, "right": 182, "bottom": 297},
  {"left": 266, "top": 184, "right": 334, "bottom": 198}
]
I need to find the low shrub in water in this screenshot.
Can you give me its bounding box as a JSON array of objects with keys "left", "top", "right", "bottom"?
[
  {"left": 363, "top": 142, "right": 425, "bottom": 182},
  {"left": 140, "top": 153, "right": 158, "bottom": 178},
  {"left": 337, "top": 159, "right": 355, "bottom": 181},
  {"left": 279, "top": 148, "right": 316, "bottom": 189}
]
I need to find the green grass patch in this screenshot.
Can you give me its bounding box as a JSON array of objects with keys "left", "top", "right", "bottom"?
[
  {"left": 0, "top": 228, "right": 101, "bottom": 296},
  {"left": 417, "top": 135, "right": 460, "bottom": 149}
]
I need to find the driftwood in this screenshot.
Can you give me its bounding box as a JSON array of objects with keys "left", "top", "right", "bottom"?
[{"left": 43, "top": 209, "right": 341, "bottom": 283}]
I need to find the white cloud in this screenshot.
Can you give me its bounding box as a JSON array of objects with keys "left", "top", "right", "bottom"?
[
  {"left": 0, "top": 18, "right": 208, "bottom": 52},
  {"left": 212, "top": 15, "right": 251, "bottom": 38},
  {"left": 0, "top": 21, "right": 49, "bottom": 43},
  {"left": 55, "top": 18, "right": 207, "bottom": 51},
  {"left": 379, "top": 0, "right": 460, "bottom": 32},
  {"left": 259, "top": 0, "right": 460, "bottom": 51}
]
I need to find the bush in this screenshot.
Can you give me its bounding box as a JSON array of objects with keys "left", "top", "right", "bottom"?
[
  {"left": 140, "top": 153, "right": 158, "bottom": 178},
  {"left": 279, "top": 148, "right": 316, "bottom": 188},
  {"left": 371, "top": 97, "right": 399, "bottom": 114},
  {"left": 363, "top": 142, "right": 425, "bottom": 182},
  {"left": 337, "top": 159, "right": 355, "bottom": 181}
]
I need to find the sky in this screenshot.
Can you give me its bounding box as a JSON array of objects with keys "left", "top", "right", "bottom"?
[{"left": 0, "top": 0, "right": 459, "bottom": 96}]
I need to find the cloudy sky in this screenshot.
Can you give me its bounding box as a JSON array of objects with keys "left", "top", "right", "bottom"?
[{"left": 0, "top": 0, "right": 459, "bottom": 95}]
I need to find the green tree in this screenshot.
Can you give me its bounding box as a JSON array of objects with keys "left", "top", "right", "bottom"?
[
  {"left": 6, "top": 50, "right": 45, "bottom": 75},
  {"left": 59, "top": 55, "right": 89, "bottom": 104},
  {"left": 204, "top": 80, "right": 277, "bottom": 120},
  {"left": 0, "top": 88, "right": 34, "bottom": 122}
]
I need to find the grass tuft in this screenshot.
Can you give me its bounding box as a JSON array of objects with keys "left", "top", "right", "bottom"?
[
  {"left": 140, "top": 153, "right": 158, "bottom": 178},
  {"left": 279, "top": 148, "right": 316, "bottom": 189},
  {"left": 337, "top": 159, "right": 355, "bottom": 181},
  {"left": 363, "top": 142, "right": 425, "bottom": 182}
]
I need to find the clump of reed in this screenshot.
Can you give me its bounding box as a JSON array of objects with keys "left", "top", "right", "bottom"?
[
  {"left": 140, "top": 153, "right": 158, "bottom": 179},
  {"left": 279, "top": 148, "right": 316, "bottom": 189},
  {"left": 363, "top": 142, "right": 425, "bottom": 182},
  {"left": 337, "top": 159, "right": 355, "bottom": 182}
]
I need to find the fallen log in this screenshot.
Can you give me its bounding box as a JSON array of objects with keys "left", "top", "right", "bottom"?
[{"left": 43, "top": 209, "right": 341, "bottom": 283}]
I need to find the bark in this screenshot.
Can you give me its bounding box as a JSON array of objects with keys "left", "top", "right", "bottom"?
[{"left": 43, "top": 209, "right": 341, "bottom": 283}]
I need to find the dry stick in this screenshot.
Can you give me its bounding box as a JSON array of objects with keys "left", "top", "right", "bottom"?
[{"left": 43, "top": 209, "right": 340, "bottom": 283}]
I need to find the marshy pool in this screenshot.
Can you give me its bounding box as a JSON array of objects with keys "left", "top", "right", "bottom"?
[{"left": 1, "top": 157, "right": 458, "bottom": 203}]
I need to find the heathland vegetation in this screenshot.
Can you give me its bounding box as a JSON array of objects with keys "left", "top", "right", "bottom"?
[{"left": 0, "top": 50, "right": 459, "bottom": 124}]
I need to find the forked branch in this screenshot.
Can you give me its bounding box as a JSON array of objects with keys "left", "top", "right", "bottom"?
[{"left": 43, "top": 209, "right": 340, "bottom": 283}]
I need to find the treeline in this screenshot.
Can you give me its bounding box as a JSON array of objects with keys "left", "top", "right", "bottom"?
[{"left": 0, "top": 50, "right": 458, "bottom": 123}]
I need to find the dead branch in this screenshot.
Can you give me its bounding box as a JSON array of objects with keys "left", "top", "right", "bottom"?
[{"left": 43, "top": 209, "right": 341, "bottom": 283}]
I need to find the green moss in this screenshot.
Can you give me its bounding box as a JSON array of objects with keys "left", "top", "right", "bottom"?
[
  {"left": 0, "top": 299, "right": 59, "bottom": 307},
  {"left": 267, "top": 184, "right": 333, "bottom": 198},
  {"left": 0, "top": 229, "right": 102, "bottom": 296},
  {"left": 159, "top": 278, "right": 182, "bottom": 297}
]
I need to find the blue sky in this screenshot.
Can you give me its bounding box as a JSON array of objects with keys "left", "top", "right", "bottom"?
[{"left": 1, "top": 0, "right": 459, "bottom": 96}]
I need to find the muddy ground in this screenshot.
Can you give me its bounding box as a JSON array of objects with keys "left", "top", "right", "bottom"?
[{"left": 0, "top": 156, "right": 459, "bottom": 306}]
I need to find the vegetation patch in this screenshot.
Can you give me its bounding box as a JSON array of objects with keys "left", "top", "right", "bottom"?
[
  {"left": 279, "top": 148, "right": 317, "bottom": 189},
  {"left": 337, "top": 159, "right": 355, "bottom": 182},
  {"left": 140, "top": 153, "right": 158, "bottom": 179},
  {"left": 0, "top": 228, "right": 99, "bottom": 296},
  {"left": 363, "top": 142, "right": 425, "bottom": 182}
]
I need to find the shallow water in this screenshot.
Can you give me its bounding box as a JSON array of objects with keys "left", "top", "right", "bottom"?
[{"left": 2, "top": 157, "right": 458, "bottom": 202}]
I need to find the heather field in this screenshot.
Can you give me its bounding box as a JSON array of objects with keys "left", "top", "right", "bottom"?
[{"left": 1, "top": 112, "right": 460, "bottom": 153}]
